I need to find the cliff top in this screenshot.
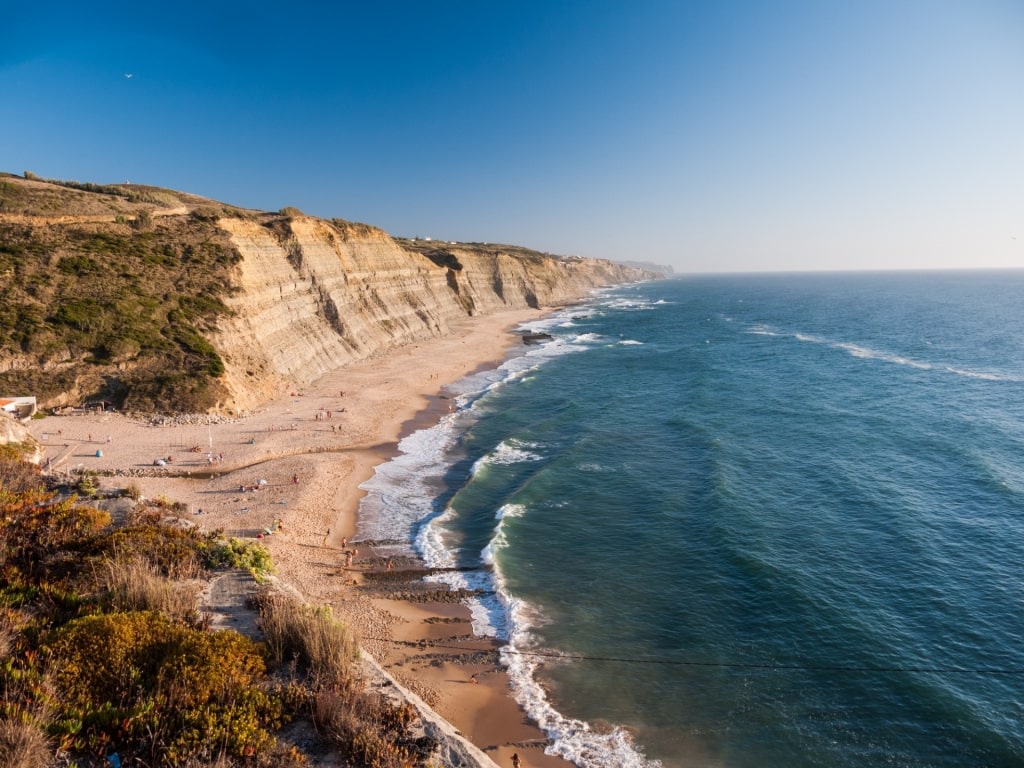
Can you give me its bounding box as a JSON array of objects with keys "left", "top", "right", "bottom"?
[{"left": 0, "top": 171, "right": 242, "bottom": 218}]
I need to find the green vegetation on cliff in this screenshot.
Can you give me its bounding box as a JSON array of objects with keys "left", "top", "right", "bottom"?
[{"left": 0, "top": 177, "right": 243, "bottom": 412}]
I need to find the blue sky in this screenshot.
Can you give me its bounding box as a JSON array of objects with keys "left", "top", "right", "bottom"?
[{"left": 3, "top": 1, "right": 1022, "bottom": 273}]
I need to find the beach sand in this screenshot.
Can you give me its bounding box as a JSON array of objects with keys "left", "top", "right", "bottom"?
[{"left": 27, "top": 308, "right": 573, "bottom": 768}]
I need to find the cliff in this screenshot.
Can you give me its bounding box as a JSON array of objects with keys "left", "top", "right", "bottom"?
[
  {"left": 210, "top": 216, "right": 657, "bottom": 411},
  {"left": 0, "top": 174, "right": 662, "bottom": 414}
]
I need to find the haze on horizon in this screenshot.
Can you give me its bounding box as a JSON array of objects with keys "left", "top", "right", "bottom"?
[{"left": 2, "top": 1, "right": 1022, "bottom": 274}]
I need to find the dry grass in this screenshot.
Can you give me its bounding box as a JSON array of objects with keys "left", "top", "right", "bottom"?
[
  {"left": 256, "top": 590, "right": 358, "bottom": 684},
  {"left": 99, "top": 555, "right": 202, "bottom": 624},
  {"left": 0, "top": 720, "right": 51, "bottom": 768},
  {"left": 0, "top": 612, "right": 14, "bottom": 659},
  {"left": 254, "top": 593, "right": 429, "bottom": 768},
  {"left": 0, "top": 660, "right": 54, "bottom": 763},
  {"left": 311, "top": 682, "right": 423, "bottom": 768}
]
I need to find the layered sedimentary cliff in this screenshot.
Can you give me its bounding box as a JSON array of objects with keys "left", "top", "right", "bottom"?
[
  {"left": 211, "top": 215, "right": 658, "bottom": 412},
  {"left": 0, "top": 174, "right": 662, "bottom": 414}
]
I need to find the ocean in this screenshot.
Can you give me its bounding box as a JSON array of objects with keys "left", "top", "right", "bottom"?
[{"left": 356, "top": 271, "right": 1024, "bottom": 768}]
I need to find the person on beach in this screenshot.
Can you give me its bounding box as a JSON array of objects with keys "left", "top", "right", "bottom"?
[{"left": 511, "top": 753, "right": 522, "bottom": 768}]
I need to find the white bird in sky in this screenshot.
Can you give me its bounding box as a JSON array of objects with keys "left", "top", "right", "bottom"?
[{"left": 124, "top": 73, "right": 133, "bottom": 79}]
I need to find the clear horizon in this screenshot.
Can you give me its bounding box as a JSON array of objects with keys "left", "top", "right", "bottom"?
[{"left": 3, "top": 1, "right": 1022, "bottom": 274}]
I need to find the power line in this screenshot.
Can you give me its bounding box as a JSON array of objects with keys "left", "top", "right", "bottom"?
[{"left": 365, "top": 637, "right": 1024, "bottom": 676}]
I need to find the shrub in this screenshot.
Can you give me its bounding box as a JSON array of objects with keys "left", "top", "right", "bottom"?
[
  {"left": 130, "top": 210, "right": 153, "bottom": 230},
  {"left": 43, "top": 611, "right": 282, "bottom": 764},
  {"left": 73, "top": 473, "right": 97, "bottom": 498},
  {"left": 200, "top": 539, "right": 274, "bottom": 579},
  {"left": 156, "top": 631, "right": 281, "bottom": 763},
  {"left": 0, "top": 486, "right": 111, "bottom": 578},
  {"left": 56, "top": 254, "right": 101, "bottom": 276},
  {"left": 0, "top": 627, "right": 55, "bottom": 731},
  {"left": 50, "top": 298, "right": 106, "bottom": 333}
]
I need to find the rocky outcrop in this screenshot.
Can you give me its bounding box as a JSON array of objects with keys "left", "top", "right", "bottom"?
[
  {"left": 210, "top": 215, "right": 657, "bottom": 412},
  {"left": 0, "top": 414, "right": 42, "bottom": 463}
]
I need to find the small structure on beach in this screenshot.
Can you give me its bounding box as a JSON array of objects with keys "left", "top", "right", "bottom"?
[{"left": 0, "top": 396, "right": 37, "bottom": 422}]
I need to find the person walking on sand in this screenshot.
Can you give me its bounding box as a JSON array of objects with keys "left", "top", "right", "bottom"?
[{"left": 511, "top": 753, "right": 522, "bottom": 768}]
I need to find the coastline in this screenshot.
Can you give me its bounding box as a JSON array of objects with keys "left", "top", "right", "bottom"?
[{"left": 25, "top": 307, "right": 576, "bottom": 768}]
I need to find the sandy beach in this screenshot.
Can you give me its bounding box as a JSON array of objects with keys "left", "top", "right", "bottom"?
[{"left": 26, "top": 308, "right": 574, "bottom": 768}]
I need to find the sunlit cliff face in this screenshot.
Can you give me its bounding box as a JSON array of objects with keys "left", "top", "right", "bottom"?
[{"left": 210, "top": 215, "right": 658, "bottom": 412}]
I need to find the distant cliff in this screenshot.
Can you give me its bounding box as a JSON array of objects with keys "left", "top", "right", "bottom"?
[
  {"left": 210, "top": 216, "right": 657, "bottom": 411},
  {"left": 0, "top": 174, "right": 662, "bottom": 414}
]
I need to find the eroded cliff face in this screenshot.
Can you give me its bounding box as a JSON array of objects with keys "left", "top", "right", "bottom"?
[
  {"left": 211, "top": 216, "right": 656, "bottom": 412},
  {"left": 0, "top": 171, "right": 661, "bottom": 415},
  {"left": 0, "top": 416, "right": 42, "bottom": 463}
]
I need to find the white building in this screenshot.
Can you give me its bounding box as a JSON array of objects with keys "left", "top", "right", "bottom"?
[{"left": 0, "top": 397, "right": 38, "bottom": 421}]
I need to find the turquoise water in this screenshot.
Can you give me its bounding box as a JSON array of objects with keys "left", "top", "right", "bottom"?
[{"left": 358, "top": 272, "right": 1024, "bottom": 767}]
